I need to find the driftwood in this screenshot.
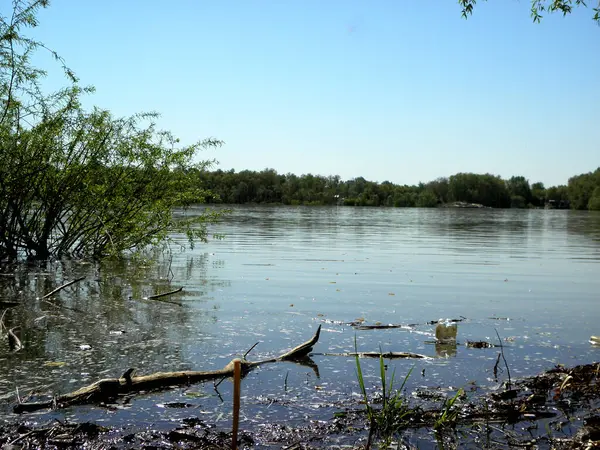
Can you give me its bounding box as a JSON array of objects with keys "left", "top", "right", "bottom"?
[
  {"left": 336, "top": 316, "right": 467, "bottom": 330},
  {"left": 278, "top": 324, "right": 321, "bottom": 360},
  {"left": 14, "top": 325, "right": 322, "bottom": 414},
  {"left": 40, "top": 277, "right": 85, "bottom": 300},
  {"left": 322, "top": 351, "right": 429, "bottom": 359},
  {"left": 353, "top": 324, "right": 408, "bottom": 330},
  {"left": 466, "top": 340, "right": 494, "bottom": 349}
]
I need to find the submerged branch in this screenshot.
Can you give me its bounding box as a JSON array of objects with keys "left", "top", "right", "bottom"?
[
  {"left": 40, "top": 276, "right": 85, "bottom": 300},
  {"left": 321, "top": 351, "right": 430, "bottom": 359},
  {"left": 14, "top": 325, "right": 322, "bottom": 414},
  {"left": 146, "top": 287, "right": 183, "bottom": 300},
  {"left": 7, "top": 328, "right": 23, "bottom": 352}
]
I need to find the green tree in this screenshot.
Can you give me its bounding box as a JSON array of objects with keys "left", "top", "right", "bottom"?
[
  {"left": 531, "top": 182, "right": 546, "bottom": 207},
  {"left": 568, "top": 168, "right": 600, "bottom": 210},
  {"left": 0, "top": 1, "right": 221, "bottom": 261},
  {"left": 426, "top": 177, "right": 449, "bottom": 204},
  {"left": 588, "top": 187, "right": 600, "bottom": 211},
  {"left": 459, "top": 0, "right": 600, "bottom": 23},
  {"left": 448, "top": 173, "right": 511, "bottom": 208},
  {"left": 506, "top": 176, "right": 532, "bottom": 208},
  {"left": 545, "top": 184, "right": 569, "bottom": 203},
  {"left": 416, "top": 190, "right": 439, "bottom": 207}
]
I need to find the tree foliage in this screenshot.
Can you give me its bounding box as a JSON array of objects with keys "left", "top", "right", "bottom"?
[
  {"left": 506, "top": 176, "right": 533, "bottom": 208},
  {"left": 531, "top": 182, "right": 546, "bottom": 207},
  {"left": 459, "top": 0, "right": 600, "bottom": 23},
  {"left": 0, "top": 1, "right": 221, "bottom": 262},
  {"left": 568, "top": 168, "right": 600, "bottom": 210},
  {"left": 447, "top": 173, "right": 511, "bottom": 208},
  {"left": 588, "top": 187, "right": 600, "bottom": 211},
  {"left": 197, "top": 168, "right": 600, "bottom": 211}
]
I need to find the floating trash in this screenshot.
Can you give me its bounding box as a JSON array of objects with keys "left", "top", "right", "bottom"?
[{"left": 435, "top": 319, "right": 458, "bottom": 344}]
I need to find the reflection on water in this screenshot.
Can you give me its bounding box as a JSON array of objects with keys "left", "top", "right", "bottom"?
[{"left": 1, "top": 206, "right": 599, "bottom": 434}]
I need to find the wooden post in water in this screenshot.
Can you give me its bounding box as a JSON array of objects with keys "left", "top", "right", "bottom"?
[{"left": 232, "top": 358, "right": 242, "bottom": 450}]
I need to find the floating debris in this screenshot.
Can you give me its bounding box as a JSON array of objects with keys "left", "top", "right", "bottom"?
[
  {"left": 435, "top": 320, "right": 458, "bottom": 344},
  {"left": 466, "top": 341, "right": 494, "bottom": 349}
]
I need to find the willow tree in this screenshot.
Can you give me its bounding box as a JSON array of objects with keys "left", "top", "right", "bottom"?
[
  {"left": 459, "top": 0, "right": 600, "bottom": 22},
  {"left": 0, "top": 1, "right": 221, "bottom": 261}
]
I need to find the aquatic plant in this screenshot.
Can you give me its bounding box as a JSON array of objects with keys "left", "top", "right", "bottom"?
[
  {"left": 354, "top": 337, "right": 414, "bottom": 448},
  {"left": 434, "top": 388, "right": 465, "bottom": 431}
]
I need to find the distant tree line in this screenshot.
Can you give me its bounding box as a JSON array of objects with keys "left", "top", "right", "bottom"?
[{"left": 193, "top": 167, "right": 600, "bottom": 211}]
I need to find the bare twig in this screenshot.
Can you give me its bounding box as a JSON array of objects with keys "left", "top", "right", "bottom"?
[
  {"left": 214, "top": 376, "right": 227, "bottom": 389},
  {"left": 243, "top": 342, "right": 260, "bottom": 359},
  {"left": 7, "top": 428, "right": 42, "bottom": 446},
  {"left": 167, "top": 253, "right": 174, "bottom": 283},
  {"left": 146, "top": 287, "right": 183, "bottom": 300},
  {"left": 42, "top": 299, "right": 85, "bottom": 314},
  {"left": 493, "top": 352, "right": 502, "bottom": 382},
  {"left": 495, "top": 329, "right": 512, "bottom": 390},
  {"left": 40, "top": 276, "right": 85, "bottom": 300},
  {"left": 0, "top": 309, "right": 8, "bottom": 333}
]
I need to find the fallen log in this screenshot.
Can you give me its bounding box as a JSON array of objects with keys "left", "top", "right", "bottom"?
[{"left": 14, "top": 325, "right": 322, "bottom": 414}]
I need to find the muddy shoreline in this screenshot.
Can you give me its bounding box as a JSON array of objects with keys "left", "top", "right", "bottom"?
[{"left": 1, "top": 362, "right": 599, "bottom": 449}]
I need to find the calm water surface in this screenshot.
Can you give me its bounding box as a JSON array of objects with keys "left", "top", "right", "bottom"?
[{"left": 1, "top": 206, "right": 599, "bottom": 435}]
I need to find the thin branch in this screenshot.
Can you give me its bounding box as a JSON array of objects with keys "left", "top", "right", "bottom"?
[
  {"left": 0, "top": 309, "right": 8, "bottom": 333},
  {"left": 495, "top": 329, "right": 512, "bottom": 390},
  {"left": 243, "top": 342, "right": 260, "bottom": 359},
  {"left": 40, "top": 276, "right": 85, "bottom": 300},
  {"left": 146, "top": 286, "right": 183, "bottom": 300}
]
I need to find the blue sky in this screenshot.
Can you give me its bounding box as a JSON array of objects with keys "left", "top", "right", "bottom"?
[{"left": 20, "top": 1, "right": 600, "bottom": 186}]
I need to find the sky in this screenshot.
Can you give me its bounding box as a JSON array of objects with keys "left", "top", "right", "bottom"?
[{"left": 11, "top": 0, "right": 600, "bottom": 187}]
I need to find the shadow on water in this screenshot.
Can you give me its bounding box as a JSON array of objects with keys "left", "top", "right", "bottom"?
[
  {"left": 567, "top": 210, "right": 600, "bottom": 249},
  {"left": 0, "top": 253, "right": 227, "bottom": 415}
]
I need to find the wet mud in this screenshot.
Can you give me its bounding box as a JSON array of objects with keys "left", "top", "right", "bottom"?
[{"left": 1, "top": 362, "right": 599, "bottom": 449}]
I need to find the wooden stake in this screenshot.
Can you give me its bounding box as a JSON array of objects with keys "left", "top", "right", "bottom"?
[{"left": 232, "top": 358, "right": 242, "bottom": 450}]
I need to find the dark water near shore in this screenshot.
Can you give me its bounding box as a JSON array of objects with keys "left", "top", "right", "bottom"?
[{"left": 1, "top": 206, "right": 599, "bottom": 437}]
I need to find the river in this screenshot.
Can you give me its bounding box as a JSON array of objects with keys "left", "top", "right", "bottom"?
[{"left": 1, "top": 205, "right": 599, "bottom": 437}]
